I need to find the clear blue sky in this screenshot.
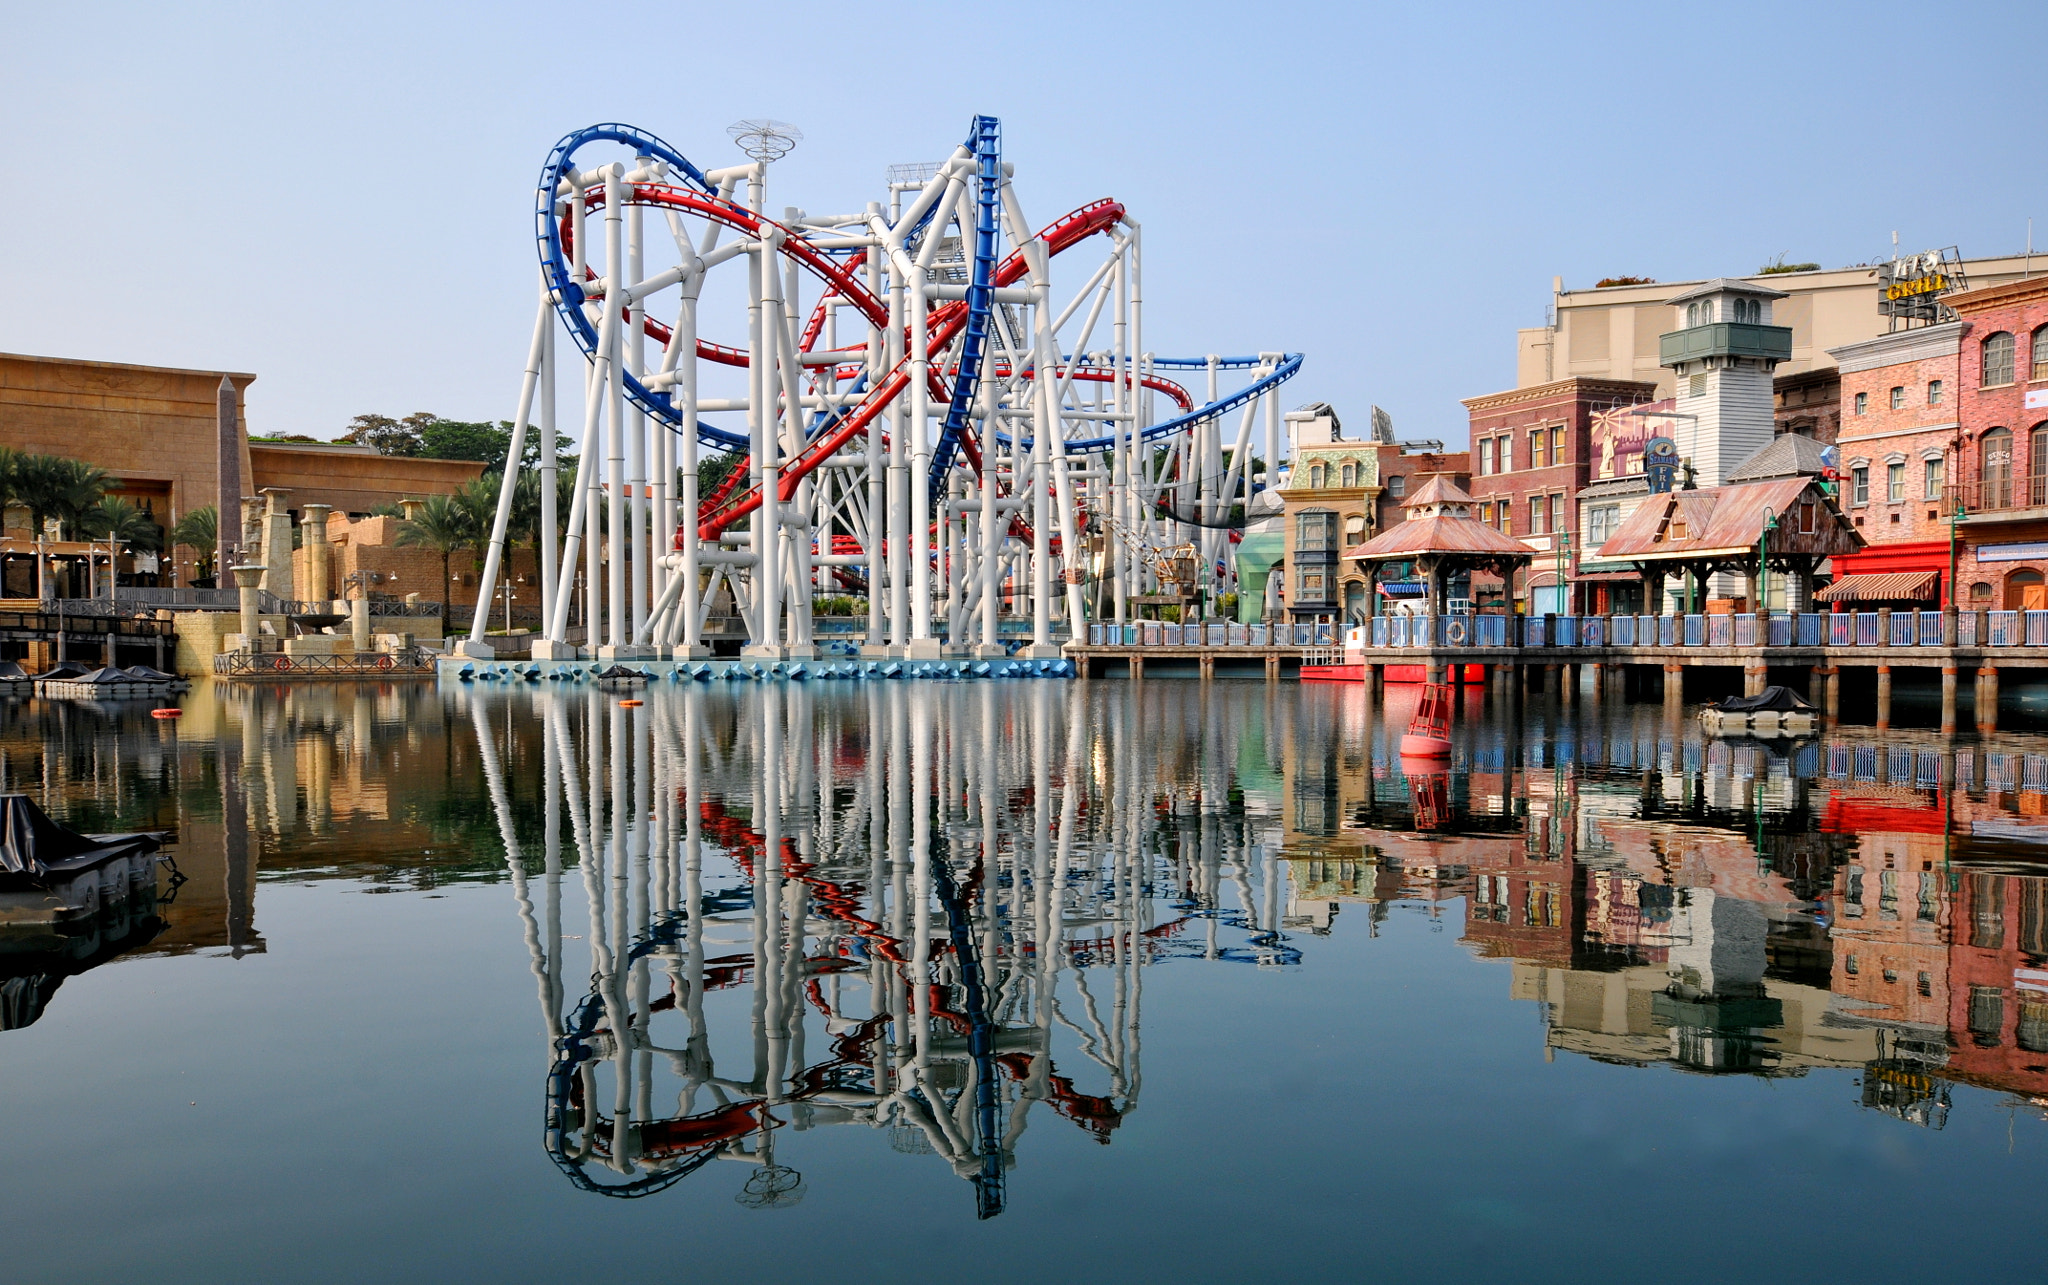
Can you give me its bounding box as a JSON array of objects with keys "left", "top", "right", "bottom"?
[{"left": 4, "top": 1, "right": 2040, "bottom": 447}]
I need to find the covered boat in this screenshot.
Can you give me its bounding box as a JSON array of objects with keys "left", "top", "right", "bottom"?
[
  {"left": 1700, "top": 685, "right": 1817, "bottom": 736},
  {"left": 0, "top": 794, "right": 167, "bottom": 927}
]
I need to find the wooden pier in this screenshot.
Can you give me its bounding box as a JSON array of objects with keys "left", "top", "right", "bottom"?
[{"left": 1067, "top": 608, "right": 2048, "bottom": 736}]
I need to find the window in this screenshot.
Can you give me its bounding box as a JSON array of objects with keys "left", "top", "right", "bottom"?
[
  {"left": 1530, "top": 494, "right": 1548, "bottom": 534},
  {"left": 2034, "top": 427, "right": 2048, "bottom": 507},
  {"left": 1340, "top": 463, "right": 1356, "bottom": 488},
  {"left": 1851, "top": 466, "right": 1869, "bottom": 505},
  {"left": 1386, "top": 474, "right": 1404, "bottom": 497},
  {"left": 1969, "top": 986, "right": 2005, "bottom": 1048},
  {"left": 1928, "top": 379, "right": 1944, "bottom": 405},
  {"left": 1587, "top": 504, "right": 1620, "bottom": 545},
  {"left": 1308, "top": 464, "right": 1325, "bottom": 488},
  {"left": 1925, "top": 455, "right": 1945, "bottom": 501},
  {"left": 1493, "top": 436, "right": 1509, "bottom": 472},
  {"left": 1479, "top": 501, "right": 1494, "bottom": 525},
  {"left": 1296, "top": 510, "right": 1336, "bottom": 552},
  {"left": 1890, "top": 386, "right": 1906, "bottom": 410},
  {"left": 1888, "top": 461, "right": 1905, "bottom": 502},
  {"left": 1296, "top": 567, "right": 1329, "bottom": 602},
  {"left": 1477, "top": 440, "right": 1491, "bottom": 475},
  {"left": 1800, "top": 501, "right": 1817, "bottom": 533},
  {"left": 1854, "top": 391, "right": 1868, "bottom": 415},
  {"left": 1971, "top": 581, "right": 1994, "bottom": 602},
  {"left": 1548, "top": 426, "right": 1564, "bottom": 466},
  {"left": 1981, "top": 427, "right": 2013, "bottom": 508},
  {"left": 1529, "top": 430, "right": 1545, "bottom": 470},
  {"left": 1689, "top": 373, "right": 1707, "bottom": 398},
  {"left": 1497, "top": 507, "right": 1511, "bottom": 536},
  {"left": 1553, "top": 494, "right": 1566, "bottom": 533},
  {"left": 1984, "top": 331, "right": 2016, "bottom": 386},
  {"left": 2034, "top": 325, "right": 2048, "bottom": 381}
]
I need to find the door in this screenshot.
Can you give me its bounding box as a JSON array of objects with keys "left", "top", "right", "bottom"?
[{"left": 2007, "top": 568, "right": 2045, "bottom": 611}]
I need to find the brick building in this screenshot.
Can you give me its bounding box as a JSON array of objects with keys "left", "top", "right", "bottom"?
[
  {"left": 1462, "top": 376, "right": 1658, "bottom": 613},
  {"left": 1827, "top": 277, "right": 2048, "bottom": 609}
]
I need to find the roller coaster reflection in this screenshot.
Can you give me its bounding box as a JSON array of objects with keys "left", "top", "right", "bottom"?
[{"left": 471, "top": 683, "right": 1296, "bottom": 1216}]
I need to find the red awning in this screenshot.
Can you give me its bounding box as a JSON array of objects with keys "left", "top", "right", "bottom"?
[{"left": 1813, "top": 571, "right": 1940, "bottom": 603}]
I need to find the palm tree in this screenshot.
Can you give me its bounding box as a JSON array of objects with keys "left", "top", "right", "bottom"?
[
  {"left": 170, "top": 506, "right": 218, "bottom": 584},
  {"left": 83, "top": 497, "right": 164, "bottom": 551},
  {"left": 394, "top": 492, "right": 478, "bottom": 618},
  {"left": 14, "top": 454, "right": 110, "bottom": 537}
]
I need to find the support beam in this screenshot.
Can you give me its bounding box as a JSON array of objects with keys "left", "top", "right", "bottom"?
[
  {"left": 1942, "top": 664, "right": 1958, "bottom": 737},
  {"left": 1875, "top": 664, "right": 1892, "bottom": 731},
  {"left": 1979, "top": 666, "right": 2000, "bottom": 734}
]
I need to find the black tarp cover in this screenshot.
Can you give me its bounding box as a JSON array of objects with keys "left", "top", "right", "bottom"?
[
  {"left": 0, "top": 661, "right": 27, "bottom": 680},
  {"left": 30, "top": 661, "right": 89, "bottom": 682},
  {"left": 0, "top": 794, "right": 158, "bottom": 878},
  {"left": 1715, "top": 685, "right": 1814, "bottom": 714},
  {"left": 595, "top": 666, "right": 649, "bottom": 681}
]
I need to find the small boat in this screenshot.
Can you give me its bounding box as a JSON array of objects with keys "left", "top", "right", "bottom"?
[
  {"left": 594, "top": 665, "right": 651, "bottom": 690},
  {"left": 0, "top": 794, "right": 168, "bottom": 927},
  {"left": 1398, "top": 682, "right": 1454, "bottom": 757},
  {"left": 1699, "top": 685, "right": 1817, "bottom": 737}
]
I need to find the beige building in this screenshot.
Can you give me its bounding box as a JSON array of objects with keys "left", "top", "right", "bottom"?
[
  {"left": 0, "top": 351, "right": 486, "bottom": 588},
  {"left": 1516, "top": 254, "right": 2047, "bottom": 398}
]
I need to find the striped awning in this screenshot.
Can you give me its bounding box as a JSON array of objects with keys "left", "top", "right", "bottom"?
[{"left": 1813, "top": 571, "right": 1940, "bottom": 603}]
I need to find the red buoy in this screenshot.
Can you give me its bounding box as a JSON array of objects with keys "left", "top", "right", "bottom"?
[
  {"left": 150, "top": 708, "right": 182, "bottom": 719},
  {"left": 1398, "top": 682, "right": 1453, "bottom": 758}
]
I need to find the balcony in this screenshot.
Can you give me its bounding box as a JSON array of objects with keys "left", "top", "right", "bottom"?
[
  {"left": 1658, "top": 322, "right": 1795, "bottom": 368},
  {"left": 1952, "top": 478, "right": 2048, "bottom": 523}
]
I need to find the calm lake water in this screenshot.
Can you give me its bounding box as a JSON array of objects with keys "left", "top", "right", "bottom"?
[{"left": 1, "top": 677, "right": 2044, "bottom": 1282}]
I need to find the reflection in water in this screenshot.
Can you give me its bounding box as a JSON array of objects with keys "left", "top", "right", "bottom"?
[
  {"left": 8, "top": 677, "right": 2048, "bottom": 1228},
  {"left": 469, "top": 684, "right": 1289, "bottom": 1214}
]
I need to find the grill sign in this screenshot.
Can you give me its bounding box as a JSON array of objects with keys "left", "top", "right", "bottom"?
[{"left": 1878, "top": 248, "right": 1965, "bottom": 321}]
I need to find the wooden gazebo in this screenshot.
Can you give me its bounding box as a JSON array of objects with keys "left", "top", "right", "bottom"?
[{"left": 1342, "top": 478, "right": 1533, "bottom": 617}]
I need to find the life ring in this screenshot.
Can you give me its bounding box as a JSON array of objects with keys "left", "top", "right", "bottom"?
[
  {"left": 376, "top": 655, "right": 396, "bottom": 671},
  {"left": 1583, "top": 620, "right": 1604, "bottom": 647},
  {"left": 1443, "top": 618, "right": 1469, "bottom": 646},
  {"left": 272, "top": 657, "right": 292, "bottom": 672}
]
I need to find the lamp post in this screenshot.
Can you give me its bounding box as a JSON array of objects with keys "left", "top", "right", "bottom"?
[
  {"left": 1759, "top": 507, "right": 1777, "bottom": 616},
  {"left": 1555, "top": 529, "right": 1571, "bottom": 616}
]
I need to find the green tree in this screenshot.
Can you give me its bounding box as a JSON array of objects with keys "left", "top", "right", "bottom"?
[
  {"left": 170, "top": 506, "right": 219, "bottom": 583},
  {"left": 82, "top": 497, "right": 163, "bottom": 551},
  {"left": 341, "top": 411, "right": 439, "bottom": 457},
  {"left": 419, "top": 420, "right": 518, "bottom": 469},
  {"left": 394, "top": 492, "right": 479, "bottom": 617},
  {"left": 15, "top": 454, "right": 110, "bottom": 537}
]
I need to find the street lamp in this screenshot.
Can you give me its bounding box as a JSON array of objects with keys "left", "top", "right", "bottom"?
[{"left": 1759, "top": 506, "right": 1777, "bottom": 617}]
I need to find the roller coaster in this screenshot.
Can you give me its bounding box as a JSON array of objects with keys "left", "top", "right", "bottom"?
[{"left": 466, "top": 115, "right": 1300, "bottom": 662}]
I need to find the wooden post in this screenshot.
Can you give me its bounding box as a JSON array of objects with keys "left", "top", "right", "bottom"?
[
  {"left": 1265, "top": 653, "right": 1280, "bottom": 681},
  {"left": 1875, "top": 664, "right": 1892, "bottom": 730},
  {"left": 1979, "top": 666, "right": 2000, "bottom": 734},
  {"left": 1941, "top": 664, "right": 1959, "bottom": 737},
  {"left": 1199, "top": 654, "right": 1214, "bottom": 682},
  {"left": 1130, "top": 654, "right": 1144, "bottom": 682},
  {"left": 1823, "top": 666, "right": 1841, "bottom": 721}
]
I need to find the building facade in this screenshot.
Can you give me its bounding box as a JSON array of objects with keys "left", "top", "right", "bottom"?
[
  {"left": 1463, "top": 376, "right": 1658, "bottom": 613},
  {"left": 1827, "top": 278, "right": 2048, "bottom": 609}
]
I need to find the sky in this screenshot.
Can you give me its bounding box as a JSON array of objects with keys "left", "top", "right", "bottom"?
[{"left": 4, "top": 0, "right": 2042, "bottom": 449}]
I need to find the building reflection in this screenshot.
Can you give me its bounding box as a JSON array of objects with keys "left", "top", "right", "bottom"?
[{"left": 1279, "top": 690, "right": 2048, "bottom": 1125}]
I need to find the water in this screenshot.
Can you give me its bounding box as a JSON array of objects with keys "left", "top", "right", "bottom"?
[{"left": 1, "top": 679, "right": 2044, "bottom": 1282}]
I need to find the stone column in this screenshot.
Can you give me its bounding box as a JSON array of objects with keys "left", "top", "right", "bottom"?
[
  {"left": 232, "top": 564, "right": 265, "bottom": 652},
  {"left": 1979, "top": 666, "right": 2000, "bottom": 734},
  {"left": 351, "top": 597, "right": 371, "bottom": 653},
  {"left": 1745, "top": 664, "right": 1767, "bottom": 697},
  {"left": 216, "top": 377, "right": 241, "bottom": 575},
  {"left": 1942, "top": 664, "right": 1959, "bottom": 737},
  {"left": 1875, "top": 665, "right": 1892, "bottom": 731},
  {"left": 1877, "top": 607, "right": 1893, "bottom": 647},
  {"left": 259, "top": 489, "right": 293, "bottom": 601},
  {"left": 300, "top": 504, "right": 332, "bottom": 605}
]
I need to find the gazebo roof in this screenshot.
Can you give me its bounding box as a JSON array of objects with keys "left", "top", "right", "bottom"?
[
  {"left": 1343, "top": 513, "right": 1534, "bottom": 562},
  {"left": 1401, "top": 475, "right": 1474, "bottom": 509}
]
